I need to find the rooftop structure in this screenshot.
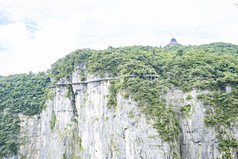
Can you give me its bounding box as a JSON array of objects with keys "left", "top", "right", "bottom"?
[{"left": 165, "top": 38, "right": 181, "bottom": 47}]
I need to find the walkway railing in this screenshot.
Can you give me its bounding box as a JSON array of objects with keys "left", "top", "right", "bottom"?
[{"left": 49, "top": 74, "right": 159, "bottom": 88}]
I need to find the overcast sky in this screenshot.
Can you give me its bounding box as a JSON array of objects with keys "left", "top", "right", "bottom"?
[{"left": 0, "top": 0, "right": 238, "bottom": 76}]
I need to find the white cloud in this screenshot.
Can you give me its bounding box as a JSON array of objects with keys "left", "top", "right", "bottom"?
[
  {"left": 0, "top": 0, "right": 238, "bottom": 75},
  {"left": 0, "top": 16, "right": 84, "bottom": 75}
]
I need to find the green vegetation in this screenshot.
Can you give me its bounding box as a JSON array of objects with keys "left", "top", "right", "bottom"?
[
  {"left": 51, "top": 43, "right": 238, "bottom": 93},
  {"left": 77, "top": 137, "right": 83, "bottom": 150},
  {"left": 70, "top": 134, "right": 83, "bottom": 159},
  {"left": 44, "top": 87, "right": 55, "bottom": 101},
  {"left": 128, "top": 110, "right": 135, "bottom": 118},
  {"left": 0, "top": 73, "right": 50, "bottom": 157},
  {"left": 186, "top": 94, "right": 193, "bottom": 100},
  {"left": 218, "top": 136, "right": 238, "bottom": 159},
  {"left": 63, "top": 151, "right": 67, "bottom": 159},
  {"left": 180, "top": 105, "right": 191, "bottom": 118},
  {"left": 65, "top": 85, "right": 73, "bottom": 98},
  {"left": 197, "top": 88, "right": 238, "bottom": 157},
  {"left": 197, "top": 89, "right": 238, "bottom": 127},
  {"left": 50, "top": 43, "right": 238, "bottom": 156},
  {"left": 50, "top": 113, "right": 56, "bottom": 131},
  {"left": 107, "top": 80, "right": 120, "bottom": 109},
  {"left": 79, "top": 70, "right": 87, "bottom": 81},
  {"left": 1, "top": 42, "right": 238, "bottom": 158},
  {"left": 0, "top": 73, "right": 50, "bottom": 115}
]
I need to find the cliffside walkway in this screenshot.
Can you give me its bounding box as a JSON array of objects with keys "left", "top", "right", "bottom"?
[{"left": 49, "top": 74, "right": 159, "bottom": 88}]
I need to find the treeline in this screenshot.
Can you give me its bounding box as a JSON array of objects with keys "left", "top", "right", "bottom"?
[
  {"left": 0, "top": 42, "right": 238, "bottom": 158},
  {"left": 50, "top": 43, "right": 238, "bottom": 157},
  {"left": 0, "top": 73, "right": 50, "bottom": 157}
]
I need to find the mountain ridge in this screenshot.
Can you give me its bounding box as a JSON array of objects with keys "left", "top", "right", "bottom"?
[{"left": 0, "top": 42, "right": 238, "bottom": 158}]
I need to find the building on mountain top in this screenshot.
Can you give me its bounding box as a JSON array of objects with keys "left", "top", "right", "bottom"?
[{"left": 165, "top": 38, "right": 181, "bottom": 47}]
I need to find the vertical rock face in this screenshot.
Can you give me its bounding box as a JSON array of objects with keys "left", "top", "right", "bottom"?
[
  {"left": 73, "top": 81, "right": 173, "bottom": 159},
  {"left": 166, "top": 89, "right": 238, "bottom": 159},
  {"left": 18, "top": 114, "right": 41, "bottom": 159},
  {"left": 166, "top": 89, "right": 220, "bottom": 158},
  {"left": 36, "top": 76, "right": 171, "bottom": 159},
  {"left": 17, "top": 73, "right": 237, "bottom": 159}
]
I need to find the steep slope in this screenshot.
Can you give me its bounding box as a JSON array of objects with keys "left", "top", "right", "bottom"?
[
  {"left": 0, "top": 43, "right": 238, "bottom": 159},
  {"left": 36, "top": 73, "right": 176, "bottom": 158},
  {"left": 0, "top": 73, "right": 50, "bottom": 158}
]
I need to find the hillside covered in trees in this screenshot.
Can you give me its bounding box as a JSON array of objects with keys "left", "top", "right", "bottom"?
[
  {"left": 0, "top": 73, "right": 50, "bottom": 157},
  {"left": 0, "top": 43, "right": 238, "bottom": 158}
]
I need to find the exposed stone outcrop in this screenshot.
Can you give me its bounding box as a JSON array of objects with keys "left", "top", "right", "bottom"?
[
  {"left": 18, "top": 114, "right": 41, "bottom": 159},
  {"left": 15, "top": 72, "right": 237, "bottom": 159},
  {"left": 167, "top": 89, "right": 238, "bottom": 159},
  {"left": 37, "top": 74, "right": 172, "bottom": 159}
]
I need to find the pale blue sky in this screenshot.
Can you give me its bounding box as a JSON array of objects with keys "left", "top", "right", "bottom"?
[{"left": 0, "top": 0, "right": 238, "bottom": 76}]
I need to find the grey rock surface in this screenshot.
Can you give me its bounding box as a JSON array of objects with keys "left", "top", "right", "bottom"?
[
  {"left": 16, "top": 73, "right": 237, "bottom": 159},
  {"left": 167, "top": 89, "right": 237, "bottom": 159}
]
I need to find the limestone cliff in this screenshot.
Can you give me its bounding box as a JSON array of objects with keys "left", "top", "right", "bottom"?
[
  {"left": 2, "top": 44, "right": 238, "bottom": 159},
  {"left": 15, "top": 73, "right": 237, "bottom": 159}
]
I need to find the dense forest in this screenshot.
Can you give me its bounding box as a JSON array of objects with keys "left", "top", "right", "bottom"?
[
  {"left": 50, "top": 43, "right": 238, "bottom": 158},
  {"left": 0, "top": 73, "right": 50, "bottom": 157},
  {"left": 0, "top": 43, "right": 238, "bottom": 158}
]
